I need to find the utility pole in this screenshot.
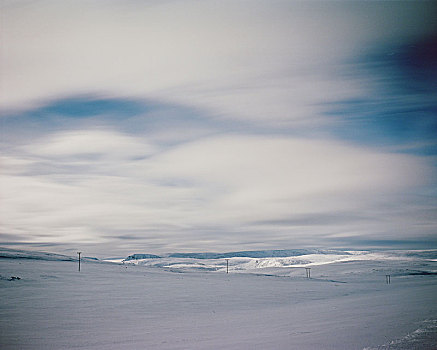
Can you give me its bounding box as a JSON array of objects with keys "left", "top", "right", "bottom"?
[
  {"left": 226, "top": 259, "right": 229, "bottom": 274},
  {"left": 77, "top": 252, "right": 82, "bottom": 272}
]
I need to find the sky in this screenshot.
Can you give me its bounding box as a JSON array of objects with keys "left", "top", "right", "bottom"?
[{"left": 1, "top": 0, "right": 436, "bottom": 257}]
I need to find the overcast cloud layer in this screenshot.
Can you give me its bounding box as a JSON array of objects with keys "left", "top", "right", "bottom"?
[{"left": 1, "top": 0, "right": 436, "bottom": 257}]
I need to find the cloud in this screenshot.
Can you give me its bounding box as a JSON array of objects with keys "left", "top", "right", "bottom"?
[
  {"left": 1, "top": 1, "right": 437, "bottom": 254},
  {"left": 1, "top": 130, "right": 434, "bottom": 252},
  {"left": 148, "top": 135, "right": 430, "bottom": 193},
  {"left": 3, "top": 1, "right": 435, "bottom": 127},
  {"left": 24, "top": 129, "right": 156, "bottom": 159}
]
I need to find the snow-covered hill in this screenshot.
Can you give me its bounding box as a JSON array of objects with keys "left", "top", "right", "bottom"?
[
  {"left": 166, "top": 249, "right": 346, "bottom": 259},
  {"left": 103, "top": 249, "right": 437, "bottom": 274},
  {"left": 2, "top": 247, "right": 436, "bottom": 275},
  {"left": 0, "top": 247, "right": 99, "bottom": 262}
]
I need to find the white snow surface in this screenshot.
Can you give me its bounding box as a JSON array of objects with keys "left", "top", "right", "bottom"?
[{"left": 1, "top": 248, "right": 436, "bottom": 349}]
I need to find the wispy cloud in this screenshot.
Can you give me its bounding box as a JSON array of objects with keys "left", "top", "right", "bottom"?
[
  {"left": 3, "top": 1, "right": 434, "bottom": 124},
  {"left": 1, "top": 129, "right": 434, "bottom": 253}
]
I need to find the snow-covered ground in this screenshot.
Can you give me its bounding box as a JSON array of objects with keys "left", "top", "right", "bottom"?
[{"left": 1, "top": 248, "right": 436, "bottom": 349}]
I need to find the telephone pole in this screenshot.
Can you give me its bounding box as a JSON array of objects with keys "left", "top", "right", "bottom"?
[{"left": 77, "top": 252, "right": 82, "bottom": 272}]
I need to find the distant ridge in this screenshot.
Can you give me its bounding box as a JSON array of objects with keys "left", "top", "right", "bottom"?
[
  {"left": 0, "top": 247, "right": 76, "bottom": 261},
  {"left": 2, "top": 247, "right": 436, "bottom": 264},
  {"left": 164, "top": 249, "right": 351, "bottom": 259},
  {"left": 0, "top": 247, "right": 101, "bottom": 262},
  {"left": 125, "top": 253, "right": 162, "bottom": 260}
]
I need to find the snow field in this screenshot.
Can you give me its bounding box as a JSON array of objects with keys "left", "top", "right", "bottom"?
[{"left": 1, "top": 251, "right": 436, "bottom": 349}]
